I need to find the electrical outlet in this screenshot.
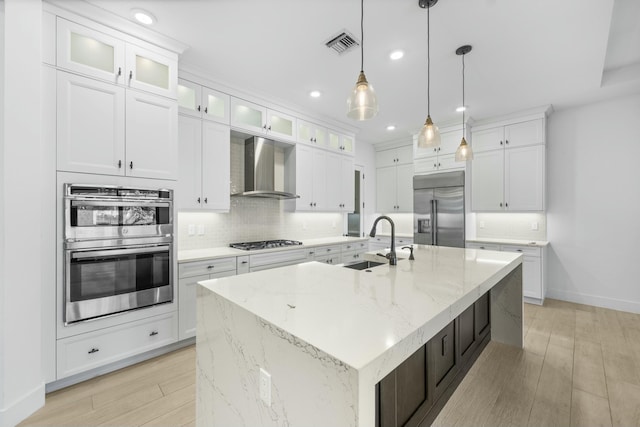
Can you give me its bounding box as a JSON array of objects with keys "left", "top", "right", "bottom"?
[
  {"left": 197, "top": 224, "right": 205, "bottom": 235},
  {"left": 259, "top": 368, "right": 271, "bottom": 407},
  {"left": 188, "top": 224, "right": 195, "bottom": 236},
  {"left": 531, "top": 222, "right": 539, "bottom": 231},
  {"left": 479, "top": 221, "right": 485, "bottom": 229}
]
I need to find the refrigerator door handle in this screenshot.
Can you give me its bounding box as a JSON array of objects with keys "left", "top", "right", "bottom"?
[{"left": 433, "top": 199, "right": 438, "bottom": 246}]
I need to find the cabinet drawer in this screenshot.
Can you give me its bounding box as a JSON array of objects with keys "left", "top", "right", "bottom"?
[
  {"left": 342, "top": 252, "right": 364, "bottom": 264},
  {"left": 500, "top": 245, "right": 541, "bottom": 257},
  {"left": 314, "top": 254, "right": 340, "bottom": 265},
  {"left": 236, "top": 255, "right": 250, "bottom": 275},
  {"left": 57, "top": 312, "right": 177, "bottom": 379},
  {"left": 178, "top": 257, "right": 237, "bottom": 278},
  {"left": 341, "top": 241, "right": 367, "bottom": 253},
  {"left": 314, "top": 245, "right": 342, "bottom": 256},
  {"left": 249, "top": 249, "right": 308, "bottom": 269},
  {"left": 466, "top": 242, "right": 501, "bottom": 251},
  {"left": 395, "top": 237, "right": 413, "bottom": 247}
]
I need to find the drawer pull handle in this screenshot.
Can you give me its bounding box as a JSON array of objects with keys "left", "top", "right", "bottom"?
[
  {"left": 88, "top": 348, "right": 99, "bottom": 354},
  {"left": 442, "top": 335, "right": 448, "bottom": 356},
  {"left": 241, "top": 261, "right": 248, "bottom": 264},
  {"left": 207, "top": 265, "right": 214, "bottom": 269},
  {"left": 149, "top": 331, "right": 159, "bottom": 337},
  {"left": 517, "top": 249, "right": 523, "bottom": 252}
]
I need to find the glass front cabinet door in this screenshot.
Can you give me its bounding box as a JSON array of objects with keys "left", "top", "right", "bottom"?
[{"left": 126, "top": 45, "right": 177, "bottom": 99}]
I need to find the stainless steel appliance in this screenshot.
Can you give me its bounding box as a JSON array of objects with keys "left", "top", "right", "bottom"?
[
  {"left": 63, "top": 184, "right": 174, "bottom": 324},
  {"left": 414, "top": 171, "right": 465, "bottom": 248},
  {"left": 229, "top": 239, "right": 303, "bottom": 251},
  {"left": 231, "top": 136, "right": 299, "bottom": 200}
]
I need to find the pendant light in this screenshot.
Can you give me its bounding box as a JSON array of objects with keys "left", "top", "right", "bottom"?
[
  {"left": 417, "top": 0, "right": 441, "bottom": 148},
  {"left": 455, "top": 45, "right": 474, "bottom": 162},
  {"left": 347, "top": 0, "right": 378, "bottom": 120}
]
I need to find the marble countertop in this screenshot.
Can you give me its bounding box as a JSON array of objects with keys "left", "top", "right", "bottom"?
[
  {"left": 466, "top": 237, "right": 549, "bottom": 246},
  {"left": 198, "top": 245, "right": 521, "bottom": 371},
  {"left": 178, "top": 236, "right": 369, "bottom": 263}
]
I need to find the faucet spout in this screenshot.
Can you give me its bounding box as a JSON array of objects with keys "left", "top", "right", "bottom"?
[{"left": 369, "top": 216, "right": 397, "bottom": 266}]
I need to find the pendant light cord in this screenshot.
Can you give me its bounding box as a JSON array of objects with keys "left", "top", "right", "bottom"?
[
  {"left": 427, "top": 4, "right": 431, "bottom": 115},
  {"left": 462, "top": 53, "right": 465, "bottom": 132},
  {"left": 360, "top": 0, "right": 364, "bottom": 72}
]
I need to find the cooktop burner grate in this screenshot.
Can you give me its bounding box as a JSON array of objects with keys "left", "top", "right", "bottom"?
[{"left": 229, "top": 239, "right": 303, "bottom": 251}]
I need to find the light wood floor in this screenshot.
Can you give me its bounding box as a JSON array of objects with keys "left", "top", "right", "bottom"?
[{"left": 20, "top": 299, "right": 640, "bottom": 427}]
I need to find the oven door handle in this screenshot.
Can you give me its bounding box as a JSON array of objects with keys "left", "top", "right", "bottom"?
[
  {"left": 71, "top": 245, "right": 169, "bottom": 259},
  {"left": 69, "top": 200, "right": 171, "bottom": 208}
]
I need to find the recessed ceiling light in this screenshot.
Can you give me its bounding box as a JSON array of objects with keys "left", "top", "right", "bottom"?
[
  {"left": 456, "top": 106, "right": 467, "bottom": 112},
  {"left": 309, "top": 90, "right": 322, "bottom": 98},
  {"left": 386, "top": 125, "right": 396, "bottom": 131},
  {"left": 131, "top": 9, "right": 156, "bottom": 25},
  {"left": 390, "top": 50, "right": 404, "bottom": 60}
]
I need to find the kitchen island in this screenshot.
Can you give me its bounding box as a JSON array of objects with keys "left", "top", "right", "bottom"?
[{"left": 196, "top": 245, "right": 523, "bottom": 427}]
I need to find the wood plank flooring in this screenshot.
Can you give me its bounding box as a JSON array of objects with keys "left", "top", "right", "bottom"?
[{"left": 20, "top": 299, "right": 640, "bottom": 426}]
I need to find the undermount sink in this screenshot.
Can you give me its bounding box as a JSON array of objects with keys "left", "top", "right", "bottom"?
[{"left": 343, "top": 261, "right": 386, "bottom": 271}]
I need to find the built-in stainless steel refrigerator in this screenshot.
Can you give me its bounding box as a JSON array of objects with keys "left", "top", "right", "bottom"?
[{"left": 414, "top": 171, "right": 465, "bottom": 248}]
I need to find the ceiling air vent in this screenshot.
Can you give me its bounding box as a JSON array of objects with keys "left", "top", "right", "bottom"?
[{"left": 325, "top": 31, "right": 360, "bottom": 55}]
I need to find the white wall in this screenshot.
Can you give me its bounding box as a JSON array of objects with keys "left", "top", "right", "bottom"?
[
  {"left": 0, "top": 0, "right": 45, "bottom": 425},
  {"left": 546, "top": 93, "right": 640, "bottom": 313}
]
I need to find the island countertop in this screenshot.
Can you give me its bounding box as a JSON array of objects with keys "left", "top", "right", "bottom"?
[
  {"left": 196, "top": 244, "right": 524, "bottom": 427},
  {"left": 198, "top": 245, "right": 521, "bottom": 372}
]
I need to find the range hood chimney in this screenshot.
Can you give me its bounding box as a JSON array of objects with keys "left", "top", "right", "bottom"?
[{"left": 231, "top": 137, "right": 299, "bottom": 200}]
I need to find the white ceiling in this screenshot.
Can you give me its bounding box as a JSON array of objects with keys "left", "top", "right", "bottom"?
[{"left": 84, "top": 0, "right": 640, "bottom": 145}]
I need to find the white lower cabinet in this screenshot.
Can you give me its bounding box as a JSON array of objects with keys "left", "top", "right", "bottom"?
[
  {"left": 311, "top": 245, "right": 342, "bottom": 264},
  {"left": 178, "top": 257, "right": 237, "bottom": 340},
  {"left": 341, "top": 241, "right": 368, "bottom": 264},
  {"left": 56, "top": 312, "right": 178, "bottom": 379},
  {"left": 369, "top": 236, "right": 414, "bottom": 252},
  {"left": 467, "top": 242, "right": 545, "bottom": 304}
]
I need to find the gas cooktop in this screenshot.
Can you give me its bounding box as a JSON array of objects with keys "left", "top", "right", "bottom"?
[{"left": 229, "top": 239, "right": 303, "bottom": 251}]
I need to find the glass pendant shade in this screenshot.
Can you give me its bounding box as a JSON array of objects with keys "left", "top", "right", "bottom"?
[
  {"left": 417, "top": 115, "right": 441, "bottom": 148},
  {"left": 347, "top": 71, "right": 378, "bottom": 120},
  {"left": 455, "top": 136, "right": 473, "bottom": 161}
]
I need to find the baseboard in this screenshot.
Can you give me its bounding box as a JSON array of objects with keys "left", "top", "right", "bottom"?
[
  {"left": 46, "top": 337, "right": 195, "bottom": 393},
  {"left": 546, "top": 288, "right": 640, "bottom": 314},
  {"left": 0, "top": 382, "right": 45, "bottom": 427}
]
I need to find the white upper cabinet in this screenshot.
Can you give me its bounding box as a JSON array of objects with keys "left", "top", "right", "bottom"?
[
  {"left": 177, "top": 79, "right": 229, "bottom": 124},
  {"left": 57, "top": 18, "right": 125, "bottom": 84},
  {"left": 326, "top": 153, "right": 355, "bottom": 212},
  {"left": 375, "top": 145, "right": 414, "bottom": 213},
  {"left": 57, "top": 18, "right": 177, "bottom": 99},
  {"left": 178, "top": 115, "right": 230, "bottom": 211},
  {"left": 57, "top": 71, "right": 177, "bottom": 179},
  {"left": 125, "top": 90, "right": 178, "bottom": 180},
  {"left": 297, "top": 120, "right": 328, "bottom": 147},
  {"left": 125, "top": 44, "right": 177, "bottom": 99},
  {"left": 326, "top": 130, "right": 355, "bottom": 155},
  {"left": 57, "top": 72, "right": 125, "bottom": 175},
  {"left": 471, "top": 117, "right": 546, "bottom": 211},
  {"left": 230, "top": 97, "right": 296, "bottom": 142},
  {"left": 473, "top": 119, "right": 544, "bottom": 153},
  {"left": 295, "top": 145, "right": 329, "bottom": 211},
  {"left": 414, "top": 128, "right": 465, "bottom": 174}
]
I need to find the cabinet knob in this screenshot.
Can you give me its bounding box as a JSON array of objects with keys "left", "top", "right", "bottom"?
[
  {"left": 505, "top": 140, "right": 509, "bottom": 145},
  {"left": 313, "top": 202, "right": 316, "bottom": 207},
  {"left": 310, "top": 202, "right": 313, "bottom": 207},
  {"left": 129, "top": 70, "right": 133, "bottom": 80},
  {"left": 438, "top": 147, "right": 441, "bottom": 152},
  {"left": 197, "top": 197, "right": 201, "bottom": 203},
  {"left": 149, "top": 331, "right": 159, "bottom": 337},
  {"left": 438, "top": 163, "right": 441, "bottom": 167},
  {"left": 197, "top": 105, "right": 201, "bottom": 112},
  {"left": 204, "top": 198, "right": 208, "bottom": 204},
  {"left": 480, "top": 246, "right": 486, "bottom": 249},
  {"left": 505, "top": 202, "right": 509, "bottom": 208},
  {"left": 88, "top": 348, "right": 99, "bottom": 354},
  {"left": 500, "top": 140, "right": 503, "bottom": 145},
  {"left": 129, "top": 161, "right": 133, "bottom": 169},
  {"left": 268, "top": 125, "right": 272, "bottom": 131},
  {"left": 117, "top": 67, "right": 122, "bottom": 77},
  {"left": 204, "top": 107, "right": 208, "bottom": 114},
  {"left": 500, "top": 202, "right": 503, "bottom": 207},
  {"left": 118, "top": 160, "right": 122, "bottom": 169}
]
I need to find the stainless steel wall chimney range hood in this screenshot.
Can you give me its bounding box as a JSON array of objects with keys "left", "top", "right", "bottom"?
[{"left": 231, "top": 137, "right": 299, "bottom": 200}]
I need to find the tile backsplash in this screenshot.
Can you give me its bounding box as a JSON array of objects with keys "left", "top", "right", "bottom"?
[
  {"left": 177, "top": 198, "right": 345, "bottom": 250},
  {"left": 474, "top": 212, "right": 547, "bottom": 241}
]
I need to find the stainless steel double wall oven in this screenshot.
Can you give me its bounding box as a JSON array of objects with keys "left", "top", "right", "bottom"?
[{"left": 63, "top": 184, "right": 174, "bottom": 324}]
